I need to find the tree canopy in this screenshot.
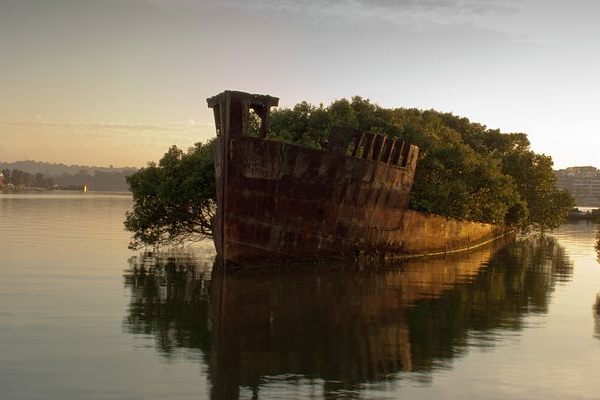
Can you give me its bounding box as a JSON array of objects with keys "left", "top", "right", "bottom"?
[
  {"left": 266, "top": 96, "right": 573, "bottom": 230},
  {"left": 124, "top": 141, "right": 215, "bottom": 249},
  {"left": 125, "top": 97, "right": 573, "bottom": 248}
]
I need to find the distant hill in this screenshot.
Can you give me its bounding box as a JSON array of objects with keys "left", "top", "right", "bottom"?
[
  {"left": 0, "top": 160, "right": 138, "bottom": 192},
  {"left": 0, "top": 160, "right": 136, "bottom": 176}
]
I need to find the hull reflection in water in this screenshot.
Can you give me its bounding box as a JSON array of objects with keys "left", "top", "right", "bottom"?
[
  {"left": 596, "top": 310, "right": 600, "bottom": 340},
  {"left": 123, "top": 236, "right": 572, "bottom": 399}
]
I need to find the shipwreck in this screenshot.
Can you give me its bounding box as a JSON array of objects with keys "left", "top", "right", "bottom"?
[{"left": 207, "top": 90, "right": 507, "bottom": 266}]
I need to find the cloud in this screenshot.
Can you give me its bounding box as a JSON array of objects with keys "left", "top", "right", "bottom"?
[
  {"left": 134, "top": 0, "right": 519, "bottom": 28},
  {"left": 258, "top": 0, "right": 518, "bottom": 27}
]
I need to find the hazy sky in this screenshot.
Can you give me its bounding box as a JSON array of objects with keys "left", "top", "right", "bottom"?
[{"left": 1, "top": 0, "right": 599, "bottom": 167}]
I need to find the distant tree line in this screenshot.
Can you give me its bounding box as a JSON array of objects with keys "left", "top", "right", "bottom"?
[
  {"left": 1, "top": 168, "right": 55, "bottom": 189},
  {"left": 53, "top": 169, "right": 133, "bottom": 191},
  {"left": 0, "top": 160, "right": 135, "bottom": 177},
  {"left": 0, "top": 167, "right": 134, "bottom": 191},
  {"left": 125, "top": 97, "right": 573, "bottom": 249}
]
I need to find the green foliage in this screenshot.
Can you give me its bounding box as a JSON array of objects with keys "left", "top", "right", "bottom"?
[
  {"left": 124, "top": 141, "right": 215, "bottom": 249},
  {"left": 268, "top": 101, "right": 331, "bottom": 148},
  {"left": 501, "top": 151, "right": 574, "bottom": 230},
  {"left": 268, "top": 97, "right": 573, "bottom": 230},
  {"left": 126, "top": 97, "right": 573, "bottom": 249}
]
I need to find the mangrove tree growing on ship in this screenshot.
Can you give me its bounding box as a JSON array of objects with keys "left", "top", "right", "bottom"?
[
  {"left": 265, "top": 97, "right": 573, "bottom": 229},
  {"left": 124, "top": 141, "right": 215, "bottom": 249},
  {"left": 125, "top": 98, "right": 573, "bottom": 248}
]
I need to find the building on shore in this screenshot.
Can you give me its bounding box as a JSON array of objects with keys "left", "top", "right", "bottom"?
[{"left": 555, "top": 166, "right": 600, "bottom": 207}]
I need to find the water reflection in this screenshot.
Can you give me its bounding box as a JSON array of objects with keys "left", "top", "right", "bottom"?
[
  {"left": 596, "top": 225, "right": 600, "bottom": 263},
  {"left": 594, "top": 226, "right": 600, "bottom": 341},
  {"left": 123, "top": 236, "right": 572, "bottom": 399},
  {"left": 595, "top": 297, "right": 600, "bottom": 340},
  {"left": 123, "top": 251, "right": 213, "bottom": 360}
]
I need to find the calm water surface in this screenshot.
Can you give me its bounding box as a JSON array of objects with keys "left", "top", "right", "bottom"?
[{"left": 1, "top": 193, "right": 600, "bottom": 399}]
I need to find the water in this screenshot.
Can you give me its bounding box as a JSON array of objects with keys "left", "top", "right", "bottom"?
[{"left": 1, "top": 194, "right": 599, "bottom": 399}]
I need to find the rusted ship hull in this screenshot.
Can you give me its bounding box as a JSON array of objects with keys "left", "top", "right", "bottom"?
[
  {"left": 213, "top": 133, "right": 419, "bottom": 264},
  {"left": 208, "top": 90, "right": 507, "bottom": 266}
]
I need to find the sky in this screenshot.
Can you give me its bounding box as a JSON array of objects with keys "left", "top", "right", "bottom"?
[{"left": 1, "top": 0, "right": 599, "bottom": 168}]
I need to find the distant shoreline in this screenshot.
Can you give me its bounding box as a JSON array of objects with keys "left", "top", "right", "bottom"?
[{"left": 1, "top": 187, "right": 131, "bottom": 195}]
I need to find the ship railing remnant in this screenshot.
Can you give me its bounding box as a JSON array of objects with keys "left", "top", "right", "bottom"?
[
  {"left": 327, "top": 126, "right": 417, "bottom": 169},
  {"left": 207, "top": 91, "right": 417, "bottom": 169}
]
